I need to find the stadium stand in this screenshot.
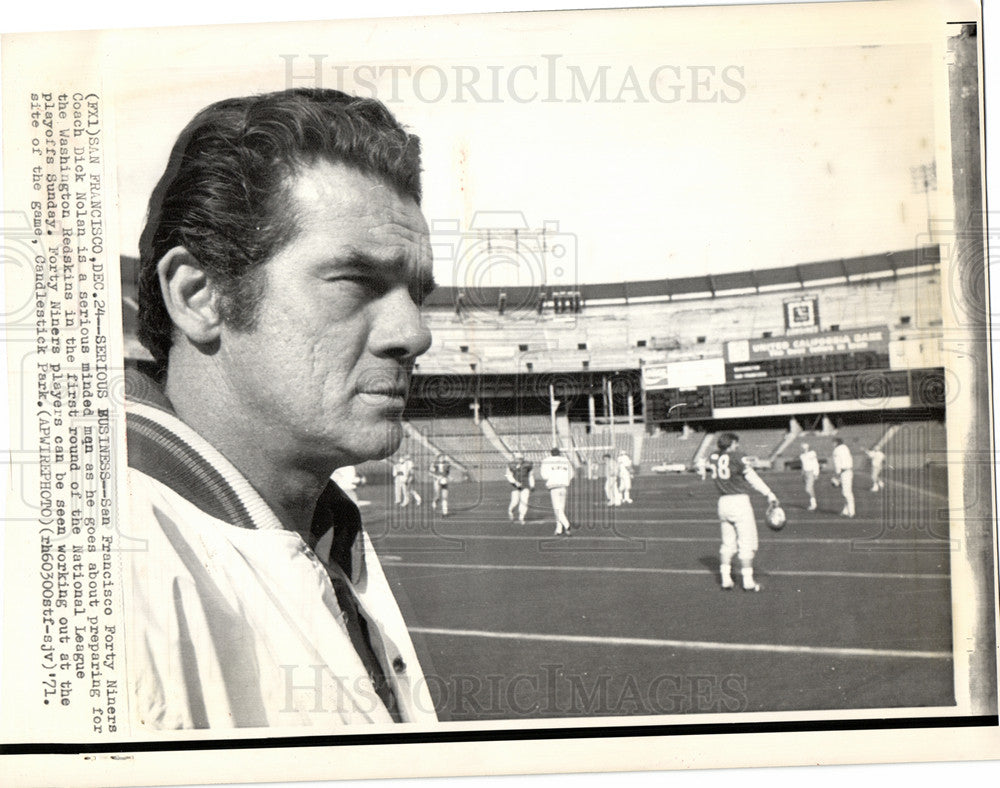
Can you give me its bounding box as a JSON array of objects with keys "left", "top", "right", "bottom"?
[
  {"left": 639, "top": 429, "right": 705, "bottom": 470},
  {"left": 402, "top": 416, "right": 510, "bottom": 481},
  {"left": 722, "top": 428, "right": 786, "bottom": 468},
  {"left": 407, "top": 248, "right": 942, "bottom": 376},
  {"left": 485, "top": 414, "right": 554, "bottom": 461}
]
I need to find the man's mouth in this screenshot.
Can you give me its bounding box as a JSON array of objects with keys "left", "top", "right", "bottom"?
[
  {"left": 357, "top": 382, "right": 410, "bottom": 406},
  {"left": 356, "top": 369, "right": 412, "bottom": 407}
]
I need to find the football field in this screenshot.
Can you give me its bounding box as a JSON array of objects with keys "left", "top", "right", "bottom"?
[{"left": 362, "top": 470, "right": 954, "bottom": 721}]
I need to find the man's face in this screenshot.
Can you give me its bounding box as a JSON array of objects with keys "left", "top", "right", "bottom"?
[{"left": 217, "top": 159, "right": 434, "bottom": 466}]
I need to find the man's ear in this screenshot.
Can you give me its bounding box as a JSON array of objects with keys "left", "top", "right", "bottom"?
[{"left": 157, "top": 246, "right": 223, "bottom": 346}]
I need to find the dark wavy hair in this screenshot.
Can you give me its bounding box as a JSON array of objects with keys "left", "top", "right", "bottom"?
[
  {"left": 137, "top": 88, "right": 423, "bottom": 366},
  {"left": 716, "top": 432, "right": 740, "bottom": 451}
]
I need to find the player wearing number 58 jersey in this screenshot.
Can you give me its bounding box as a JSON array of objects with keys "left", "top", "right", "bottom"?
[{"left": 706, "top": 432, "right": 780, "bottom": 592}]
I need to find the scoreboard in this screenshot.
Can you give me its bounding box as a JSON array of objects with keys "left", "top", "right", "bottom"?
[{"left": 642, "top": 325, "right": 942, "bottom": 423}]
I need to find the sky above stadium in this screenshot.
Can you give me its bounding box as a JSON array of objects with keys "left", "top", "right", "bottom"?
[{"left": 104, "top": 2, "right": 947, "bottom": 288}]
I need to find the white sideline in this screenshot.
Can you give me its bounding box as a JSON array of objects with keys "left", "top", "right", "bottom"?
[
  {"left": 378, "top": 532, "right": 951, "bottom": 547},
  {"left": 390, "top": 561, "right": 948, "bottom": 581},
  {"left": 409, "top": 626, "right": 952, "bottom": 661}
]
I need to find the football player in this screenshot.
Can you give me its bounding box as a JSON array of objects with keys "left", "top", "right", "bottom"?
[
  {"left": 505, "top": 451, "right": 535, "bottom": 523},
  {"left": 540, "top": 447, "right": 575, "bottom": 536},
  {"left": 617, "top": 450, "right": 635, "bottom": 504},
  {"left": 430, "top": 454, "right": 452, "bottom": 516},
  {"left": 864, "top": 447, "right": 886, "bottom": 492},
  {"left": 831, "top": 438, "right": 855, "bottom": 517},
  {"left": 799, "top": 442, "right": 820, "bottom": 510},
  {"left": 705, "top": 432, "right": 780, "bottom": 592},
  {"left": 602, "top": 453, "right": 622, "bottom": 506}
]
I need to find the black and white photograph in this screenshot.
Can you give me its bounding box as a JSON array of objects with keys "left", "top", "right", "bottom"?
[{"left": 1, "top": 0, "right": 998, "bottom": 786}]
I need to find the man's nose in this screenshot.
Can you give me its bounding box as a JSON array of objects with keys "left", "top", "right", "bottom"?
[{"left": 370, "top": 286, "right": 432, "bottom": 360}]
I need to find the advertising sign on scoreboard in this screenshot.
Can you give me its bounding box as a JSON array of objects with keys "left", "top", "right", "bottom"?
[
  {"left": 642, "top": 357, "right": 727, "bottom": 391},
  {"left": 784, "top": 295, "right": 820, "bottom": 330},
  {"left": 725, "top": 325, "right": 890, "bottom": 363}
]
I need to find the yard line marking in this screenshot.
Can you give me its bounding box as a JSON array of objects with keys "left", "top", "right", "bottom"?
[
  {"left": 886, "top": 478, "right": 950, "bottom": 502},
  {"left": 376, "top": 532, "right": 949, "bottom": 547},
  {"left": 391, "top": 561, "right": 948, "bottom": 581},
  {"left": 408, "top": 626, "right": 952, "bottom": 660}
]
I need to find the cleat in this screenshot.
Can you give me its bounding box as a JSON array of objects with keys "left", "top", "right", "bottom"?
[
  {"left": 742, "top": 583, "right": 761, "bottom": 593},
  {"left": 721, "top": 581, "right": 735, "bottom": 591}
]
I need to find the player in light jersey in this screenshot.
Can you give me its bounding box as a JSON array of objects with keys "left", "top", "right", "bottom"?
[
  {"left": 799, "top": 442, "right": 820, "bottom": 510},
  {"left": 864, "top": 447, "right": 886, "bottom": 492},
  {"left": 539, "top": 447, "right": 575, "bottom": 536},
  {"left": 831, "top": 438, "right": 855, "bottom": 517},
  {"left": 505, "top": 452, "right": 535, "bottom": 523},
  {"left": 430, "top": 454, "right": 452, "bottom": 516},
  {"left": 392, "top": 455, "right": 422, "bottom": 508},
  {"left": 617, "top": 450, "right": 635, "bottom": 504},
  {"left": 706, "top": 432, "right": 780, "bottom": 592},
  {"left": 603, "top": 453, "right": 622, "bottom": 506}
]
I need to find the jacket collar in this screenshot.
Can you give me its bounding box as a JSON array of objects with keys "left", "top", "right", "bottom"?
[{"left": 124, "top": 365, "right": 362, "bottom": 576}]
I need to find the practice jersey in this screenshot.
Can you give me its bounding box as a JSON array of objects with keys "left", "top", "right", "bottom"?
[
  {"left": 832, "top": 444, "right": 854, "bottom": 473},
  {"left": 507, "top": 460, "right": 534, "bottom": 488},
  {"left": 800, "top": 450, "right": 820, "bottom": 475},
  {"left": 540, "top": 455, "right": 574, "bottom": 488},
  {"left": 706, "top": 449, "right": 758, "bottom": 496},
  {"left": 431, "top": 458, "right": 451, "bottom": 482},
  {"left": 617, "top": 454, "right": 633, "bottom": 479}
]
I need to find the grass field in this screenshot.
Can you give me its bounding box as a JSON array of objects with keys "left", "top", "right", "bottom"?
[{"left": 360, "top": 467, "right": 954, "bottom": 721}]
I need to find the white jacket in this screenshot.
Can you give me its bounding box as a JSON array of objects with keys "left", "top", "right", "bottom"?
[
  {"left": 123, "top": 380, "right": 436, "bottom": 730},
  {"left": 540, "top": 454, "right": 575, "bottom": 489}
]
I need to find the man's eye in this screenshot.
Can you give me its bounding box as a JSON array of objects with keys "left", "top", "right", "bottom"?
[{"left": 334, "top": 276, "right": 383, "bottom": 294}]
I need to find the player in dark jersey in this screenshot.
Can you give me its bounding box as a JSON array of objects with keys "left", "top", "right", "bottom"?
[
  {"left": 505, "top": 451, "right": 535, "bottom": 523},
  {"left": 430, "top": 454, "right": 452, "bottom": 516},
  {"left": 705, "top": 432, "right": 780, "bottom": 592}
]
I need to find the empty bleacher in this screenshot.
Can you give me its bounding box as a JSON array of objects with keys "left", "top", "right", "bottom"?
[
  {"left": 640, "top": 430, "right": 705, "bottom": 470},
  {"left": 486, "top": 415, "right": 553, "bottom": 463},
  {"left": 404, "top": 416, "right": 508, "bottom": 482},
  {"left": 724, "top": 429, "right": 786, "bottom": 467},
  {"left": 414, "top": 260, "right": 942, "bottom": 376}
]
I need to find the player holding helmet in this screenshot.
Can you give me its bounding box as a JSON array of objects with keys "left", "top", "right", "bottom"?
[{"left": 705, "top": 432, "right": 780, "bottom": 592}]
